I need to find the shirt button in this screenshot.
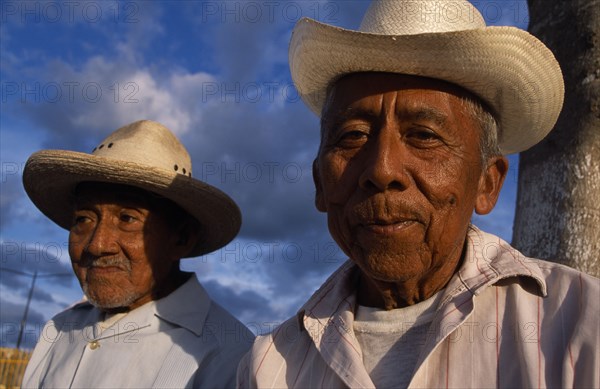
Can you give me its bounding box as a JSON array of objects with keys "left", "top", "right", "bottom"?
[{"left": 89, "top": 341, "right": 100, "bottom": 350}]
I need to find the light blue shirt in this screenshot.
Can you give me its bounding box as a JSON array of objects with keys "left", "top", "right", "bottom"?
[{"left": 23, "top": 276, "right": 253, "bottom": 388}]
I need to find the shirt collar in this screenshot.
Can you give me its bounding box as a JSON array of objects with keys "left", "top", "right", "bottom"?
[
  {"left": 456, "top": 225, "right": 547, "bottom": 297},
  {"left": 153, "top": 275, "right": 211, "bottom": 336},
  {"left": 296, "top": 260, "right": 358, "bottom": 330}
]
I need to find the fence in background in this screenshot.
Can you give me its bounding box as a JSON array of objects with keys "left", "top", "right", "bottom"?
[{"left": 0, "top": 347, "right": 31, "bottom": 389}]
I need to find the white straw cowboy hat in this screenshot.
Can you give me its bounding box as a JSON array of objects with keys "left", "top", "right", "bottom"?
[
  {"left": 23, "top": 120, "right": 241, "bottom": 257},
  {"left": 289, "top": 0, "right": 564, "bottom": 154}
]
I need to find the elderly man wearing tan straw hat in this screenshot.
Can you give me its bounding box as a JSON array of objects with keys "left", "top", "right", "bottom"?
[
  {"left": 20, "top": 120, "right": 254, "bottom": 388},
  {"left": 238, "top": 1, "right": 599, "bottom": 388}
]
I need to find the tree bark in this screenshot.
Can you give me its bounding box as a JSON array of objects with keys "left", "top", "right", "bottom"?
[{"left": 512, "top": 0, "right": 600, "bottom": 277}]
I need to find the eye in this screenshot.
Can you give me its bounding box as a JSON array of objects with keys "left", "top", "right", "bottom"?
[
  {"left": 405, "top": 127, "right": 443, "bottom": 147},
  {"left": 119, "top": 213, "right": 137, "bottom": 223},
  {"left": 333, "top": 126, "right": 370, "bottom": 148},
  {"left": 73, "top": 215, "right": 91, "bottom": 225},
  {"left": 71, "top": 212, "right": 95, "bottom": 232},
  {"left": 117, "top": 210, "right": 146, "bottom": 232},
  {"left": 72, "top": 210, "right": 93, "bottom": 225},
  {"left": 341, "top": 130, "right": 367, "bottom": 141}
]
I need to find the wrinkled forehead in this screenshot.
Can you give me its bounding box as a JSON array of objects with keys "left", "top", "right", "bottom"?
[{"left": 323, "top": 72, "right": 482, "bottom": 116}]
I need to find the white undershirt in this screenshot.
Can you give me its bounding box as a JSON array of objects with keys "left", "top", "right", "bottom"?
[
  {"left": 353, "top": 291, "right": 444, "bottom": 389},
  {"left": 96, "top": 311, "right": 128, "bottom": 337}
]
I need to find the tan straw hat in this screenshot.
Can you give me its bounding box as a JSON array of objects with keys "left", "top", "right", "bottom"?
[
  {"left": 289, "top": 0, "right": 565, "bottom": 154},
  {"left": 22, "top": 120, "right": 241, "bottom": 257}
]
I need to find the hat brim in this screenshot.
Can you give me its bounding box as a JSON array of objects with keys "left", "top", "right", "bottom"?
[
  {"left": 289, "top": 18, "right": 564, "bottom": 154},
  {"left": 23, "top": 150, "right": 241, "bottom": 257}
]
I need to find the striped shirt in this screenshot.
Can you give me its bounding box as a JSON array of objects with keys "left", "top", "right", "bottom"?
[{"left": 237, "top": 226, "right": 600, "bottom": 388}]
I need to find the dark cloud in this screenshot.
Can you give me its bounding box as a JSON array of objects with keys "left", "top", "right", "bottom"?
[
  {"left": 1, "top": 243, "right": 72, "bottom": 275},
  {"left": 325, "top": 0, "right": 371, "bottom": 29},
  {"left": 182, "top": 90, "right": 326, "bottom": 242},
  {"left": 196, "top": 0, "right": 368, "bottom": 82},
  {"left": 0, "top": 297, "right": 46, "bottom": 349},
  {"left": 201, "top": 279, "right": 278, "bottom": 329},
  {"left": 0, "top": 169, "right": 26, "bottom": 230},
  {"left": 259, "top": 240, "right": 346, "bottom": 298},
  {"left": 194, "top": 235, "right": 348, "bottom": 327},
  {"left": 31, "top": 288, "right": 59, "bottom": 304},
  {"left": 0, "top": 269, "right": 29, "bottom": 291},
  {"left": 1, "top": 242, "right": 76, "bottom": 302},
  {"left": 472, "top": 0, "right": 529, "bottom": 28}
]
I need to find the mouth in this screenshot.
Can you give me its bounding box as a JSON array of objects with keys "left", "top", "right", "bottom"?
[
  {"left": 81, "top": 257, "right": 130, "bottom": 273},
  {"left": 88, "top": 265, "right": 128, "bottom": 274},
  {"left": 360, "top": 218, "right": 420, "bottom": 235}
]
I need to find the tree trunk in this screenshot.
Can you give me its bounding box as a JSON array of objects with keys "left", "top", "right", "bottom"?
[{"left": 512, "top": 0, "right": 600, "bottom": 277}]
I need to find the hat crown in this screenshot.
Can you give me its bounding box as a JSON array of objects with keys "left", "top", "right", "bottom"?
[
  {"left": 92, "top": 120, "right": 193, "bottom": 177},
  {"left": 359, "top": 0, "right": 486, "bottom": 35}
]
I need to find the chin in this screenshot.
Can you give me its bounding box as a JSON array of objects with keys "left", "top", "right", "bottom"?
[
  {"left": 371, "top": 269, "right": 423, "bottom": 284},
  {"left": 83, "top": 285, "right": 139, "bottom": 310},
  {"left": 354, "top": 243, "right": 427, "bottom": 275},
  {"left": 358, "top": 258, "right": 424, "bottom": 283}
]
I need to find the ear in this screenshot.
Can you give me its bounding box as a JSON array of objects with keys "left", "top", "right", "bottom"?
[
  {"left": 475, "top": 156, "right": 508, "bottom": 215},
  {"left": 171, "top": 219, "right": 201, "bottom": 260},
  {"left": 313, "top": 159, "right": 327, "bottom": 212}
]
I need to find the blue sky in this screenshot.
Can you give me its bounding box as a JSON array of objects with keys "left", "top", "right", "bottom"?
[{"left": 1, "top": 0, "right": 530, "bottom": 349}]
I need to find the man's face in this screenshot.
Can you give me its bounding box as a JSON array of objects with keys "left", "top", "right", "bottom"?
[
  {"left": 68, "top": 183, "right": 181, "bottom": 311},
  {"left": 315, "top": 73, "right": 506, "bottom": 298}
]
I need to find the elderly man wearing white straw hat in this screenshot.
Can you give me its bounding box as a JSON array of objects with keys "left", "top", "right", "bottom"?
[
  {"left": 238, "top": 1, "right": 599, "bottom": 388},
  {"left": 21, "top": 120, "right": 254, "bottom": 388}
]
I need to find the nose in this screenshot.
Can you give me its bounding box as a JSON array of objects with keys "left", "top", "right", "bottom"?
[
  {"left": 359, "top": 126, "right": 410, "bottom": 192},
  {"left": 84, "top": 219, "right": 119, "bottom": 257}
]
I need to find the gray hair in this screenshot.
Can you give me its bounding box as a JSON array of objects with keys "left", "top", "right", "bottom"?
[{"left": 459, "top": 96, "right": 502, "bottom": 167}]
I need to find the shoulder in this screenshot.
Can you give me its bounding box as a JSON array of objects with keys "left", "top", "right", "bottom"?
[
  {"left": 240, "top": 315, "right": 315, "bottom": 373},
  {"left": 187, "top": 301, "right": 254, "bottom": 389},
  {"left": 480, "top": 251, "right": 599, "bottom": 340},
  {"left": 237, "top": 316, "right": 308, "bottom": 388},
  {"left": 467, "top": 226, "right": 598, "bottom": 298},
  {"left": 508, "top": 250, "right": 599, "bottom": 301},
  {"left": 535, "top": 258, "right": 599, "bottom": 286},
  {"left": 203, "top": 300, "right": 255, "bottom": 348},
  {"left": 533, "top": 259, "right": 599, "bottom": 312},
  {"left": 153, "top": 278, "right": 255, "bottom": 389},
  {"left": 254, "top": 315, "right": 304, "bottom": 353},
  {"left": 45, "top": 301, "right": 96, "bottom": 330}
]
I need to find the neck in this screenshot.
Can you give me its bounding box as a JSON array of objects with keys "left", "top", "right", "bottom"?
[
  {"left": 152, "top": 267, "right": 191, "bottom": 301},
  {"left": 357, "top": 253, "right": 464, "bottom": 310}
]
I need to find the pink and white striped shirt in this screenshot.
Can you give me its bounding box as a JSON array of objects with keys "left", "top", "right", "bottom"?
[{"left": 238, "top": 226, "right": 599, "bottom": 388}]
